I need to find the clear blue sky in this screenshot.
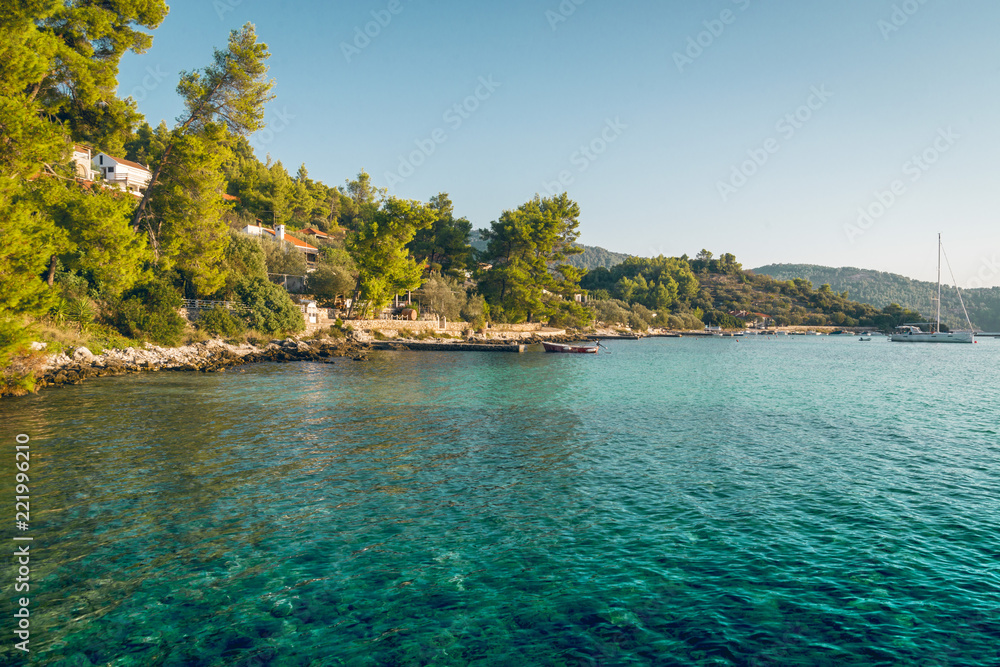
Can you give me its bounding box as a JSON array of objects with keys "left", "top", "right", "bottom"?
[{"left": 118, "top": 0, "right": 1000, "bottom": 286}]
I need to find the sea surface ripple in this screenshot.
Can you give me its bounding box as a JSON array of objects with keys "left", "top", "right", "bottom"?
[{"left": 1, "top": 336, "right": 998, "bottom": 665}]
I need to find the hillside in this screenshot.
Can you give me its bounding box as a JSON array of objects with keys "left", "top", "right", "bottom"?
[
  {"left": 752, "top": 264, "right": 1000, "bottom": 331},
  {"left": 580, "top": 253, "right": 930, "bottom": 331},
  {"left": 471, "top": 229, "right": 632, "bottom": 270}
]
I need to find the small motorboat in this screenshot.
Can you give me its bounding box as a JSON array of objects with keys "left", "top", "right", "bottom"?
[
  {"left": 542, "top": 341, "right": 600, "bottom": 354},
  {"left": 859, "top": 336, "right": 872, "bottom": 341}
]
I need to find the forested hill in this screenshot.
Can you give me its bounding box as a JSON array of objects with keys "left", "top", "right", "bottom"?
[
  {"left": 471, "top": 230, "right": 631, "bottom": 270},
  {"left": 565, "top": 245, "right": 633, "bottom": 270},
  {"left": 753, "top": 263, "right": 1000, "bottom": 331}
]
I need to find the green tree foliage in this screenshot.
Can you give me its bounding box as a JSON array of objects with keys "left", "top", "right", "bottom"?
[
  {"left": 460, "top": 294, "right": 488, "bottom": 328},
  {"left": 113, "top": 277, "right": 186, "bottom": 345},
  {"left": 132, "top": 22, "right": 275, "bottom": 230},
  {"left": 583, "top": 251, "right": 935, "bottom": 331},
  {"left": 262, "top": 237, "right": 308, "bottom": 277},
  {"left": 582, "top": 256, "right": 698, "bottom": 313},
  {"left": 477, "top": 193, "right": 585, "bottom": 323},
  {"left": 0, "top": 317, "right": 39, "bottom": 395},
  {"left": 1, "top": 0, "right": 167, "bottom": 158},
  {"left": 28, "top": 178, "right": 149, "bottom": 298},
  {"left": 345, "top": 193, "right": 436, "bottom": 318},
  {"left": 197, "top": 306, "right": 246, "bottom": 337},
  {"left": 150, "top": 123, "right": 233, "bottom": 295},
  {"left": 418, "top": 274, "right": 466, "bottom": 320},
  {"left": 235, "top": 277, "right": 304, "bottom": 335},
  {"left": 219, "top": 232, "right": 268, "bottom": 296},
  {"left": 306, "top": 264, "right": 355, "bottom": 307},
  {"left": 408, "top": 193, "right": 473, "bottom": 278},
  {"left": 0, "top": 193, "right": 65, "bottom": 317},
  {"left": 562, "top": 244, "right": 633, "bottom": 270},
  {"left": 219, "top": 143, "right": 347, "bottom": 233}
]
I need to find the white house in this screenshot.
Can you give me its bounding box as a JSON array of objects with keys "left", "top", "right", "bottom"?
[
  {"left": 92, "top": 152, "right": 152, "bottom": 196},
  {"left": 71, "top": 145, "right": 97, "bottom": 181}
]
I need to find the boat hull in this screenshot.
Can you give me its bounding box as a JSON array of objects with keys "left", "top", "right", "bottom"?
[
  {"left": 542, "top": 342, "right": 599, "bottom": 354},
  {"left": 889, "top": 332, "right": 974, "bottom": 343}
]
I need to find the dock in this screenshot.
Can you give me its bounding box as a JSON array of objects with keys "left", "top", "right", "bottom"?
[
  {"left": 369, "top": 341, "right": 526, "bottom": 353},
  {"left": 586, "top": 334, "right": 643, "bottom": 341}
]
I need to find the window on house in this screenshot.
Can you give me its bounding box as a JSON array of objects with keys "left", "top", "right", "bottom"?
[
  {"left": 99, "top": 155, "right": 103, "bottom": 165},
  {"left": 107, "top": 167, "right": 114, "bottom": 173}
]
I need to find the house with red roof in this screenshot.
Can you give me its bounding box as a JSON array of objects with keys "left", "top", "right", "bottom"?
[
  {"left": 241, "top": 224, "right": 319, "bottom": 265},
  {"left": 298, "top": 227, "right": 329, "bottom": 241},
  {"left": 92, "top": 152, "right": 152, "bottom": 196}
]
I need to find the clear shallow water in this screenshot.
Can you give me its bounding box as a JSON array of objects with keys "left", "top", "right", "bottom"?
[{"left": 2, "top": 336, "right": 999, "bottom": 666}]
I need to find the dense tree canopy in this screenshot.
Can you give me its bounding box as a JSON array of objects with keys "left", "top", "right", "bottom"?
[
  {"left": 477, "top": 193, "right": 586, "bottom": 323},
  {"left": 345, "top": 192, "right": 436, "bottom": 318},
  {"left": 132, "top": 22, "right": 274, "bottom": 231},
  {"left": 408, "top": 193, "right": 473, "bottom": 279}
]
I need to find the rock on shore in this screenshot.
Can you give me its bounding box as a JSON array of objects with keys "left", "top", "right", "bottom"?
[
  {"left": 32, "top": 330, "right": 592, "bottom": 392},
  {"left": 37, "top": 336, "right": 367, "bottom": 391}
]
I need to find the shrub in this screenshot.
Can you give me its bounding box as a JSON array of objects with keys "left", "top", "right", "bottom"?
[
  {"left": 591, "top": 299, "right": 631, "bottom": 327},
  {"left": 460, "top": 294, "right": 487, "bottom": 329},
  {"left": 548, "top": 301, "right": 594, "bottom": 329},
  {"left": 197, "top": 306, "right": 246, "bottom": 338},
  {"left": 113, "top": 277, "right": 186, "bottom": 346},
  {"left": 235, "top": 277, "right": 305, "bottom": 335},
  {"left": 420, "top": 275, "right": 463, "bottom": 320},
  {"left": 66, "top": 297, "right": 97, "bottom": 333},
  {"left": 0, "top": 318, "right": 43, "bottom": 396},
  {"left": 627, "top": 312, "right": 649, "bottom": 331}
]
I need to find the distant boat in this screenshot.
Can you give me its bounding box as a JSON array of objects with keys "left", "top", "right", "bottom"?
[
  {"left": 890, "top": 234, "right": 974, "bottom": 344},
  {"left": 859, "top": 336, "right": 872, "bottom": 341},
  {"left": 542, "top": 341, "right": 600, "bottom": 354},
  {"left": 890, "top": 325, "right": 973, "bottom": 343}
]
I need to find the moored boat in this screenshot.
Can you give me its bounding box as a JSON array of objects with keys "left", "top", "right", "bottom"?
[
  {"left": 889, "top": 234, "right": 975, "bottom": 344},
  {"left": 890, "top": 325, "right": 973, "bottom": 343},
  {"left": 542, "top": 341, "right": 600, "bottom": 354}
]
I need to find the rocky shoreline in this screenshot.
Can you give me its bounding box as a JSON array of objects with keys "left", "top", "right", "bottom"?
[
  {"left": 36, "top": 336, "right": 369, "bottom": 391},
  {"left": 33, "top": 332, "right": 586, "bottom": 392}
]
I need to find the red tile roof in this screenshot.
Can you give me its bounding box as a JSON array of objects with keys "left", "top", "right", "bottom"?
[
  {"left": 262, "top": 228, "right": 318, "bottom": 251},
  {"left": 102, "top": 153, "right": 151, "bottom": 173},
  {"left": 299, "top": 227, "right": 329, "bottom": 237},
  {"left": 222, "top": 193, "right": 240, "bottom": 202}
]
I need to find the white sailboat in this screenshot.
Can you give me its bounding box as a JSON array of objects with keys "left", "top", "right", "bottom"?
[{"left": 890, "top": 234, "right": 974, "bottom": 344}]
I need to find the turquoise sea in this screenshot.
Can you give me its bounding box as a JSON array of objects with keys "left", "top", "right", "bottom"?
[{"left": 2, "top": 336, "right": 999, "bottom": 666}]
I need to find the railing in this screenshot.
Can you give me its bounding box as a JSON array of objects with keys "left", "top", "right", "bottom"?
[{"left": 181, "top": 299, "right": 250, "bottom": 313}]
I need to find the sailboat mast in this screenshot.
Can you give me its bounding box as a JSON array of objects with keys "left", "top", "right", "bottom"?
[{"left": 936, "top": 233, "right": 942, "bottom": 333}]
